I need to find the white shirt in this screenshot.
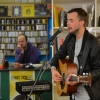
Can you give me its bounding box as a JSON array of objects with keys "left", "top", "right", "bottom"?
[{"left": 73, "top": 37, "right": 90, "bottom": 100}]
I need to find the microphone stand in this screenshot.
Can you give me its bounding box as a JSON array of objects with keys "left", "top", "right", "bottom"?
[
  {"left": 27, "top": 50, "right": 50, "bottom": 100},
  {"left": 27, "top": 28, "right": 62, "bottom": 100}
]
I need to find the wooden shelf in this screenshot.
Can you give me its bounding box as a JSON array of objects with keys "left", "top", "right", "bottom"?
[
  {"left": 0, "top": 17, "right": 48, "bottom": 56},
  {"left": 0, "top": 2, "right": 51, "bottom": 4},
  {"left": 54, "top": 0, "right": 93, "bottom": 4},
  {"left": 53, "top": 27, "right": 68, "bottom": 29}
]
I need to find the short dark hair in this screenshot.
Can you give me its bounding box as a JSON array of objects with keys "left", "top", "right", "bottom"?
[
  {"left": 18, "top": 34, "right": 27, "bottom": 42},
  {"left": 68, "top": 8, "right": 88, "bottom": 26}
]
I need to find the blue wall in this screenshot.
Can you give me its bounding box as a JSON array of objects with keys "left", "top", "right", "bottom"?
[
  {"left": 5, "top": 56, "right": 15, "bottom": 62},
  {"left": 47, "top": 17, "right": 52, "bottom": 61}
]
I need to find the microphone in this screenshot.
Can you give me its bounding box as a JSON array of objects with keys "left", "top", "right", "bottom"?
[{"left": 48, "top": 27, "right": 63, "bottom": 42}]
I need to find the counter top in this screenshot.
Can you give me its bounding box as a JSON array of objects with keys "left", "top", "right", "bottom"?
[{"left": 0, "top": 63, "right": 51, "bottom": 71}]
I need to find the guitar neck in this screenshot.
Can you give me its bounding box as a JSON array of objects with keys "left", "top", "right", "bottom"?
[
  {"left": 69, "top": 76, "right": 78, "bottom": 82},
  {"left": 69, "top": 74, "right": 91, "bottom": 85}
]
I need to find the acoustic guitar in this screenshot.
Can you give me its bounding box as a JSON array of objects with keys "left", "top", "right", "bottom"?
[{"left": 55, "top": 59, "right": 92, "bottom": 96}]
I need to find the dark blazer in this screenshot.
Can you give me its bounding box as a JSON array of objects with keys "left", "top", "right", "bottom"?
[{"left": 50, "top": 29, "right": 100, "bottom": 100}]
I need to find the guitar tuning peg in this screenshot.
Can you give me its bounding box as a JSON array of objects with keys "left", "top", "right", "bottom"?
[
  {"left": 86, "top": 73, "right": 88, "bottom": 76},
  {"left": 89, "top": 73, "right": 91, "bottom": 76},
  {"left": 83, "top": 73, "right": 85, "bottom": 75}
]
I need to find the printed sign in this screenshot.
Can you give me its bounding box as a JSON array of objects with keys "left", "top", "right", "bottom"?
[
  {"left": 22, "top": 5, "right": 34, "bottom": 17},
  {"left": 10, "top": 71, "right": 35, "bottom": 100}
]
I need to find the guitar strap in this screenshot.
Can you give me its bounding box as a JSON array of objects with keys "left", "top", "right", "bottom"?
[{"left": 79, "top": 36, "right": 91, "bottom": 75}]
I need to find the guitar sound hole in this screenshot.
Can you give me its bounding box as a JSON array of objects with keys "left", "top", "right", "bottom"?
[
  {"left": 60, "top": 81, "right": 65, "bottom": 89},
  {"left": 60, "top": 73, "right": 65, "bottom": 89}
]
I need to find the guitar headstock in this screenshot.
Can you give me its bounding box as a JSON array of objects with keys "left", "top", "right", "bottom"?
[
  {"left": 79, "top": 73, "right": 92, "bottom": 86},
  {"left": 69, "top": 73, "right": 92, "bottom": 86}
]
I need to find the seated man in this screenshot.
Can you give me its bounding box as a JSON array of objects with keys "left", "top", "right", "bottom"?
[{"left": 14, "top": 34, "right": 40, "bottom": 68}]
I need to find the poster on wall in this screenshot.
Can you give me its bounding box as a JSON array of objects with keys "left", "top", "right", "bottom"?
[
  {"left": 9, "top": 71, "right": 35, "bottom": 100},
  {"left": 35, "top": 4, "right": 51, "bottom": 17},
  {"left": 12, "top": 6, "right": 22, "bottom": 17},
  {"left": 0, "top": 6, "right": 8, "bottom": 17},
  {"left": 22, "top": 4, "right": 34, "bottom": 17}
]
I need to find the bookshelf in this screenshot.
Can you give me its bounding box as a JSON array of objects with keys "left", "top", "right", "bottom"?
[
  {"left": 0, "top": 17, "right": 48, "bottom": 56},
  {"left": 52, "top": 0, "right": 100, "bottom": 100},
  {"left": 52, "top": 0, "right": 100, "bottom": 55},
  {"left": 0, "top": 0, "right": 51, "bottom": 62}
]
